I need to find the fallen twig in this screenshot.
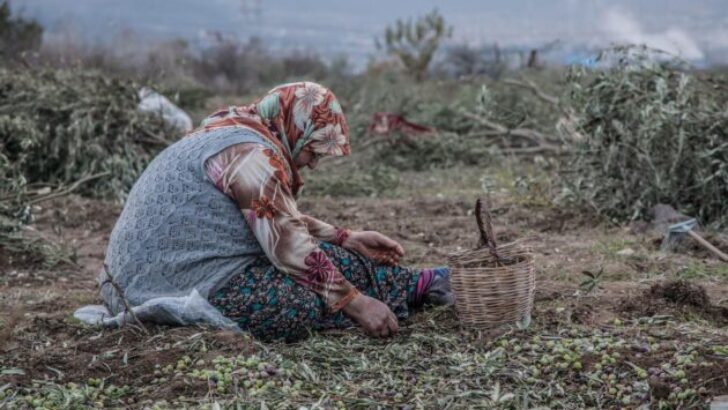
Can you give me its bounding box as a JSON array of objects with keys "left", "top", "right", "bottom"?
[
  {"left": 26, "top": 172, "right": 111, "bottom": 205},
  {"left": 137, "top": 129, "right": 174, "bottom": 147},
  {"left": 491, "top": 146, "right": 563, "bottom": 155},
  {"left": 100, "top": 263, "right": 149, "bottom": 334},
  {"left": 500, "top": 78, "right": 585, "bottom": 143},
  {"left": 461, "top": 112, "right": 560, "bottom": 146},
  {"left": 501, "top": 78, "right": 560, "bottom": 107}
]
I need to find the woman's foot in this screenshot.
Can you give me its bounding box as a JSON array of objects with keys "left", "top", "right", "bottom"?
[
  {"left": 423, "top": 267, "right": 455, "bottom": 306},
  {"left": 411, "top": 267, "right": 455, "bottom": 307}
]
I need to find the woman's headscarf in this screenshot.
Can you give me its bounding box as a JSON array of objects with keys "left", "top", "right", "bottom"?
[{"left": 198, "top": 82, "right": 351, "bottom": 196}]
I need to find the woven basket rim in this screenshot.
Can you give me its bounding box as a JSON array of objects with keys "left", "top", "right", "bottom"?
[
  {"left": 451, "top": 260, "right": 534, "bottom": 271},
  {"left": 448, "top": 242, "right": 531, "bottom": 262},
  {"left": 447, "top": 239, "right": 527, "bottom": 255},
  {"left": 450, "top": 252, "right": 534, "bottom": 269}
]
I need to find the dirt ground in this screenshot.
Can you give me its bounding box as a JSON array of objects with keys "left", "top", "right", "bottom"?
[{"left": 1, "top": 174, "right": 727, "bottom": 409}]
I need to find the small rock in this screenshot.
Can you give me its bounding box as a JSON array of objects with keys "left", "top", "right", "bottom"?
[
  {"left": 650, "top": 204, "right": 691, "bottom": 232},
  {"left": 648, "top": 376, "right": 671, "bottom": 400},
  {"left": 651, "top": 204, "right": 689, "bottom": 225},
  {"left": 617, "top": 248, "right": 635, "bottom": 256}
]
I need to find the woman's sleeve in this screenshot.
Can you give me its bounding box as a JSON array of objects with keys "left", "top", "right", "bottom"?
[
  {"left": 206, "top": 144, "right": 357, "bottom": 312},
  {"left": 300, "top": 214, "right": 351, "bottom": 247}
]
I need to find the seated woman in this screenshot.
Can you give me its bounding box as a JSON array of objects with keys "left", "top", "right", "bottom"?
[{"left": 101, "top": 82, "right": 452, "bottom": 341}]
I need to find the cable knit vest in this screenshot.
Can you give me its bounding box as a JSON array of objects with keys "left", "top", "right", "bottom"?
[{"left": 100, "top": 127, "right": 273, "bottom": 314}]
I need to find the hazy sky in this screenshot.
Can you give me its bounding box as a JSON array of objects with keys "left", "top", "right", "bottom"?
[{"left": 11, "top": 0, "right": 728, "bottom": 64}]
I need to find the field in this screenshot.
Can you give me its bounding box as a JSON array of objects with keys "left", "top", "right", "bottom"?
[
  {"left": 2, "top": 3, "right": 728, "bottom": 407},
  {"left": 1, "top": 162, "right": 727, "bottom": 409}
]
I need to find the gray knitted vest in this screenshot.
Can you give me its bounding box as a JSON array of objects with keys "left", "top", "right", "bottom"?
[{"left": 100, "top": 127, "right": 273, "bottom": 314}]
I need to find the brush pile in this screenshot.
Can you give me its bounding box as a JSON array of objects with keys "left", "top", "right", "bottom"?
[
  {"left": 0, "top": 68, "right": 177, "bottom": 262},
  {"left": 560, "top": 50, "right": 728, "bottom": 227}
]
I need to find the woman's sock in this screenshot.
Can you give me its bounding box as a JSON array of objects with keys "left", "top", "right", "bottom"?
[
  {"left": 410, "top": 267, "right": 454, "bottom": 307},
  {"left": 411, "top": 269, "right": 435, "bottom": 306}
]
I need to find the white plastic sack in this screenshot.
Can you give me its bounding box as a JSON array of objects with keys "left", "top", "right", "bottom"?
[
  {"left": 138, "top": 87, "right": 193, "bottom": 133},
  {"left": 73, "top": 289, "right": 240, "bottom": 331}
]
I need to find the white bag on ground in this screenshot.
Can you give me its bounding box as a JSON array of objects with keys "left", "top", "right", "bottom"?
[
  {"left": 137, "top": 87, "right": 193, "bottom": 133},
  {"left": 73, "top": 289, "right": 240, "bottom": 331}
]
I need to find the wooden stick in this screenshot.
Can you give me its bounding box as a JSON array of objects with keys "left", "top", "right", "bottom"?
[
  {"left": 687, "top": 230, "right": 728, "bottom": 263},
  {"left": 26, "top": 172, "right": 111, "bottom": 205},
  {"left": 100, "top": 264, "right": 149, "bottom": 333},
  {"left": 474, "top": 199, "right": 489, "bottom": 248},
  {"left": 460, "top": 112, "right": 560, "bottom": 145},
  {"left": 475, "top": 198, "right": 499, "bottom": 261},
  {"left": 501, "top": 78, "right": 560, "bottom": 107}
]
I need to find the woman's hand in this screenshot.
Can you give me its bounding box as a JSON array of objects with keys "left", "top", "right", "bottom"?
[
  {"left": 342, "top": 293, "right": 398, "bottom": 337},
  {"left": 342, "top": 231, "right": 405, "bottom": 265}
]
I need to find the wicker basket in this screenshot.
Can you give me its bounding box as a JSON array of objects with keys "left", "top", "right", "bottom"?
[{"left": 448, "top": 199, "right": 536, "bottom": 328}]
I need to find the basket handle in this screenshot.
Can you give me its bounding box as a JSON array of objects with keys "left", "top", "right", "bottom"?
[{"left": 475, "top": 198, "right": 499, "bottom": 260}]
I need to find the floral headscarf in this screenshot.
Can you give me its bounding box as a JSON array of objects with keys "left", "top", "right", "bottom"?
[{"left": 199, "top": 82, "right": 351, "bottom": 196}]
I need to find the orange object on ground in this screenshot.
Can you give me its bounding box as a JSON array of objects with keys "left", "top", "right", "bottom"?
[{"left": 368, "top": 112, "right": 434, "bottom": 137}]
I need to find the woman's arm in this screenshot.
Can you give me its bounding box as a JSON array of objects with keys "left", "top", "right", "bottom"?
[
  {"left": 301, "top": 215, "right": 404, "bottom": 266},
  {"left": 206, "top": 144, "right": 356, "bottom": 311},
  {"left": 300, "top": 214, "right": 351, "bottom": 246}
]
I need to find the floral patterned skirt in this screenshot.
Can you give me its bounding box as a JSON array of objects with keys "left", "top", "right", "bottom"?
[{"left": 209, "top": 242, "right": 421, "bottom": 341}]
